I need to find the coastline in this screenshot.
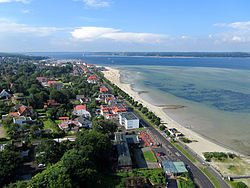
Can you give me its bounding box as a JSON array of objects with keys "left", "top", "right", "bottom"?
[{"left": 102, "top": 66, "right": 237, "bottom": 158}]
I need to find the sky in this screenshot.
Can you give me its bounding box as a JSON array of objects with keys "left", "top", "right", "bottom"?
[{"left": 0, "top": 0, "right": 250, "bottom": 52}]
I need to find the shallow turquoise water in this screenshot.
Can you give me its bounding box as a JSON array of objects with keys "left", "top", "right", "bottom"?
[{"left": 118, "top": 66, "right": 250, "bottom": 155}]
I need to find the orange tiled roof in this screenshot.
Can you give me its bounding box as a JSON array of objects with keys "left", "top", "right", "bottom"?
[
  {"left": 87, "top": 75, "right": 98, "bottom": 81},
  {"left": 48, "top": 81, "right": 57, "bottom": 86},
  {"left": 9, "top": 112, "right": 19, "bottom": 116},
  {"left": 59, "top": 117, "right": 70, "bottom": 120},
  {"left": 75, "top": 105, "right": 86, "bottom": 111}
]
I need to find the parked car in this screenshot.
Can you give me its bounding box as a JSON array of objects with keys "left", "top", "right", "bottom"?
[
  {"left": 38, "top": 163, "right": 46, "bottom": 168},
  {"left": 157, "top": 152, "right": 165, "bottom": 156},
  {"left": 156, "top": 152, "right": 162, "bottom": 156}
]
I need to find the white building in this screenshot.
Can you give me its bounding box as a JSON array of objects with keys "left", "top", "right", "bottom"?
[
  {"left": 73, "top": 105, "right": 91, "bottom": 118},
  {"left": 119, "top": 112, "right": 139, "bottom": 130}
]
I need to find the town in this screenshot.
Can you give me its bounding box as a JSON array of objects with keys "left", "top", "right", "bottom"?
[{"left": 0, "top": 54, "right": 248, "bottom": 188}]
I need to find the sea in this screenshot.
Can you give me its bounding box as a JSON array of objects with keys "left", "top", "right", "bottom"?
[{"left": 28, "top": 52, "right": 250, "bottom": 155}]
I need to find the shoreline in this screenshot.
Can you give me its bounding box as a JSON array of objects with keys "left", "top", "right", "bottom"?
[{"left": 101, "top": 66, "right": 241, "bottom": 159}]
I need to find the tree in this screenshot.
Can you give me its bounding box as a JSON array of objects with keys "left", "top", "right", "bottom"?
[
  {"left": 92, "top": 117, "right": 117, "bottom": 135},
  {"left": 141, "top": 107, "right": 148, "bottom": 114},
  {"left": 35, "top": 140, "right": 63, "bottom": 165},
  {"left": 28, "top": 162, "right": 72, "bottom": 188},
  {"left": 61, "top": 149, "right": 97, "bottom": 187},
  {"left": 0, "top": 150, "right": 23, "bottom": 186},
  {"left": 74, "top": 131, "right": 112, "bottom": 170}
]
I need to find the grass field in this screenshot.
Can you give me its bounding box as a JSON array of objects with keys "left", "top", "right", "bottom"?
[
  {"left": 143, "top": 151, "right": 157, "bottom": 162},
  {"left": 43, "top": 118, "right": 60, "bottom": 133}
]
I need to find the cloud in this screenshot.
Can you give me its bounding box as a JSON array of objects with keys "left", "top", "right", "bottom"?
[
  {"left": 0, "top": 19, "right": 69, "bottom": 37},
  {"left": 0, "top": 0, "right": 30, "bottom": 3},
  {"left": 73, "top": 0, "right": 110, "bottom": 7},
  {"left": 214, "top": 21, "right": 250, "bottom": 30},
  {"left": 84, "top": 0, "right": 109, "bottom": 7},
  {"left": 213, "top": 21, "right": 250, "bottom": 43},
  {"left": 71, "top": 26, "right": 168, "bottom": 43}
]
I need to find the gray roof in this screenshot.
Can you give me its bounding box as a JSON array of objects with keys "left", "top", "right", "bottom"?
[
  {"left": 126, "top": 135, "right": 140, "bottom": 144},
  {"left": 114, "top": 133, "right": 132, "bottom": 167},
  {"left": 0, "top": 89, "right": 10, "bottom": 98},
  {"left": 120, "top": 112, "right": 138, "bottom": 120},
  {"left": 76, "top": 95, "right": 85, "bottom": 100},
  {"left": 77, "top": 116, "right": 92, "bottom": 127},
  {"left": 162, "top": 161, "right": 188, "bottom": 174}
]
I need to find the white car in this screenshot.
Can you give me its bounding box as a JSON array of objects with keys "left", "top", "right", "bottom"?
[{"left": 38, "top": 163, "right": 46, "bottom": 168}]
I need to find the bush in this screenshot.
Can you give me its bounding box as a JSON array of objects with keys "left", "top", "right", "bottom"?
[
  {"left": 159, "top": 125, "right": 165, "bottom": 131},
  {"left": 180, "top": 137, "right": 192, "bottom": 143}
]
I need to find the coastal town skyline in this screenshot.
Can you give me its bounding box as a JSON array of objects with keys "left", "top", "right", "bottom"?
[{"left": 1, "top": 0, "right": 250, "bottom": 52}]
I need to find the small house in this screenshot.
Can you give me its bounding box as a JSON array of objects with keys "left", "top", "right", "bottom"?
[{"left": 73, "top": 105, "right": 91, "bottom": 118}]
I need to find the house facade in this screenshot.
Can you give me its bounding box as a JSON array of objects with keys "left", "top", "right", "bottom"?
[
  {"left": 119, "top": 112, "right": 139, "bottom": 129},
  {"left": 73, "top": 105, "right": 91, "bottom": 118}
]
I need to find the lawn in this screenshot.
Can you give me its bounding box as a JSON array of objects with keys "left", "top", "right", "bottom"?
[
  {"left": 142, "top": 151, "right": 157, "bottom": 162},
  {"left": 43, "top": 118, "right": 61, "bottom": 133}
]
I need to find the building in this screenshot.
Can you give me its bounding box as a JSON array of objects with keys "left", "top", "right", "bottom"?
[
  {"left": 73, "top": 105, "right": 91, "bottom": 118},
  {"left": 18, "top": 105, "right": 33, "bottom": 116},
  {"left": 114, "top": 133, "right": 132, "bottom": 170},
  {"left": 77, "top": 116, "right": 92, "bottom": 128},
  {"left": 100, "top": 85, "right": 108, "bottom": 93},
  {"left": 13, "top": 116, "right": 32, "bottom": 126},
  {"left": 87, "top": 75, "right": 98, "bottom": 84},
  {"left": 36, "top": 77, "right": 48, "bottom": 86},
  {"left": 119, "top": 112, "right": 139, "bottom": 129},
  {"left": 100, "top": 104, "right": 126, "bottom": 119},
  {"left": 47, "top": 81, "right": 63, "bottom": 90},
  {"left": 58, "top": 119, "right": 80, "bottom": 131},
  {"left": 161, "top": 161, "right": 188, "bottom": 176},
  {"left": 0, "top": 89, "right": 11, "bottom": 99}
]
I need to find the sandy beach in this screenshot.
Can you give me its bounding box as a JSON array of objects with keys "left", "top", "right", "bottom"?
[{"left": 102, "top": 66, "right": 236, "bottom": 158}]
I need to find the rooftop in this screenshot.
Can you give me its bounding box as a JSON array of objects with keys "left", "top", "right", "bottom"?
[
  {"left": 75, "top": 105, "right": 86, "bottom": 111},
  {"left": 114, "top": 133, "right": 132, "bottom": 167},
  {"left": 162, "top": 161, "right": 188, "bottom": 174},
  {"left": 120, "top": 112, "right": 138, "bottom": 120}
]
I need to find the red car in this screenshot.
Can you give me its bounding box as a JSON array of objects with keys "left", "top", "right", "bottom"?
[{"left": 156, "top": 152, "right": 162, "bottom": 156}]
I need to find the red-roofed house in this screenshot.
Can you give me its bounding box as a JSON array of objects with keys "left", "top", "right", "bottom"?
[
  {"left": 73, "top": 105, "right": 91, "bottom": 117},
  {"left": 18, "top": 106, "right": 33, "bottom": 116},
  {"left": 100, "top": 86, "right": 108, "bottom": 93},
  {"left": 48, "top": 81, "right": 63, "bottom": 90},
  {"left": 47, "top": 81, "right": 57, "bottom": 86},
  {"left": 100, "top": 104, "right": 126, "bottom": 119},
  {"left": 87, "top": 75, "right": 98, "bottom": 84}
]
